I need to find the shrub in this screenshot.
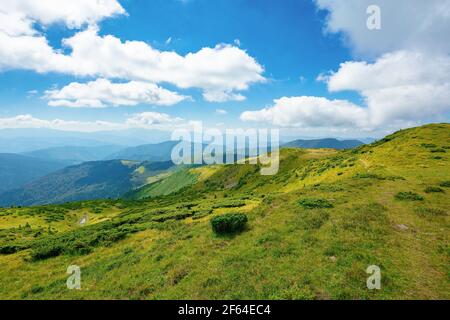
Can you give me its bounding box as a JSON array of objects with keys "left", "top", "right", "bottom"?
[
  {"left": 31, "top": 243, "right": 63, "bottom": 261},
  {"left": 415, "top": 207, "right": 447, "bottom": 217},
  {"left": 0, "top": 244, "right": 27, "bottom": 255},
  {"left": 211, "top": 213, "right": 248, "bottom": 235},
  {"left": 424, "top": 186, "right": 445, "bottom": 193},
  {"left": 212, "top": 200, "right": 246, "bottom": 209},
  {"left": 395, "top": 192, "right": 424, "bottom": 201},
  {"left": 440, "top": 181, "right": 450, "bottom": 188},
  {"left": 298, "top": 198, "right": 333, "bottom": 209}
]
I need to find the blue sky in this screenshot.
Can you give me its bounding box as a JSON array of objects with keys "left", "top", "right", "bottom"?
[{"left": 0, "top": 0, "right": 449, "bottom": 138}]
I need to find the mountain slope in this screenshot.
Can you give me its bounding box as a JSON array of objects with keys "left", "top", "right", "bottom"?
[
  {"left": 24, "top": 145, "right": 124, "bottom": 165},
  {"left": 0, "top": 154, "right": 68, "bottom": 193},
  {"left": 0, "top": 124, "right": 448, "bottom": 300},
  {"left": 0, "top": 160, "right": 175, "bottom": 206},
  {"left": 283, "top": 138, "right": 364, "bottom": 149}
]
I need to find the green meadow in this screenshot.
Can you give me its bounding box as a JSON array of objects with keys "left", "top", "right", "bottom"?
[{"left": 0, "top": 124, "right": 448, "bottom": 300}]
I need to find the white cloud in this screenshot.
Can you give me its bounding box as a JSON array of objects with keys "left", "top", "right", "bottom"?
[
  {"left": 125, "top": 112, "right": 186, "bottom": 129},
  {"left": 215, "top": 109, "right": 227, "bottom": 115},
  {"left": 315, "top": 0, "right": 450, "bottom": 57},
  {"left": 241, "top": 96, "right": 369, "bottom": 129},
  {"left": 0, "top": 2, "right": 265, "bottom": 103},
  {"left": 0, "top": 114, "right": 126, "bottom": 132},
  {"left": 243, "top": 51, "right": 450, "bottom": 130},
  {"left": 203, "top": 90, "right": 246, "bottom": 103},
  {"left": 0, "top": 0, "right": 125, "bottom": 36},
  {"left": 323, "top": 51, "right": 450, "bottom": 126},
  {"left": 45, "top": 78, "right": 189, "bottom": 108},
  {"left": 0, "top": 112, "right": 196, "bottom": 132}
]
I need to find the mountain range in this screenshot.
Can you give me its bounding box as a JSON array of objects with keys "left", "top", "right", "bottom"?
[{"left": 24, "top": 145, "right": 125, "bottom": 165}]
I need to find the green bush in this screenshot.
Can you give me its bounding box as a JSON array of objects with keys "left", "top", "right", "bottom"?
[
  {"left": 430, "top": 148, "right": 446, "bottom": 153},
  {"left": 395, "top": 192, "right": 424, "bottom": 201},
  {"left": 440, "top": 181, "right": 450, "bottom": 188},
  {"left": 415, "top": 207, "right": 447, "bottom": 217},
  {"left": 211, "top": 213, "right": 248, "bottom": 234},
  {"left": 298, "top": 198, "right": 333, "bottom": 209},
  {"left": 212, "top": 200, "right": 246, "bottom": 209},
  {"left": 424, "top": 186, "right": 445, "bottom": 193},
  {"left": 0, "top": 244, "right": 27, "bottom": 255}
]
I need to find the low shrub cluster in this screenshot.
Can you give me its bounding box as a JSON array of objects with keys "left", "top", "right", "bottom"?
[
  {"left": 395, "top": 192, "right": 424, "bottom": 201},
  {"left": 211, "top": 213, "right": 248, "bottom": 235},
  {"left": 212, "top": 200, "right": 246, "bottom": 209},
  {"left": 353, "top": 173, "right": 405, "bottom": 181},
  {"left": 298, "top": 198, "right": 334, "bottom": 209},
  {"left": 415, "top": 207, "right": 447, "bottom": 217},
  {"left": 440, "top": 181, "right": 450, "bottom": 188},
  {"left": 424, "top": 186, "right": 445, "bottom": 193}
]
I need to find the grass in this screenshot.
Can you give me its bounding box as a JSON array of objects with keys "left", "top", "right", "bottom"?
[{"left": 0, "top": 123, "right": 449, "bottom": 300}]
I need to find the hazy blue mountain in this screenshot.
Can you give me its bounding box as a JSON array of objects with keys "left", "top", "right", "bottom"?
[
  {"left": 105, "top": 141, "right": 179, "bottom": 162},
  {"left": 24, "top": 145, "right": 125, "bottom": 165},
  {"left": 283, "top": 138, "right": 364, "bottom": 150},
  {"left": 0, "top": 160, "right": 176, "bottom": 207},
  {"left": 0, "top": 153, "right": 68, "bottom": 193}
]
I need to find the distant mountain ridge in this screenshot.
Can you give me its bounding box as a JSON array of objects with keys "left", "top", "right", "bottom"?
[
  {"left": 0, "top": 153, "right": 68, "bottom": 193},
  {"left": 283, "top": 138, "right": 364, "bottom": 149},
  {"left": 25, "top": 145, "right": 124, "bottom": 165},
  {"left": 0, "top": 160, "right": 176, "bottom": 207},
  {"left": 105, "top": 141, "right": 178, "bottom": 162}
]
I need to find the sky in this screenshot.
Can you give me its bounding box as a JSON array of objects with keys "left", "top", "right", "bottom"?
[{"left": 0, "top": 0, "right": 449, "bottom": 139}]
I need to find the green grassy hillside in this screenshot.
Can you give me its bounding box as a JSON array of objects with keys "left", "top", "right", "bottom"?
[{"left": 0, "top": 124, "right": 448, "bottom": 300}]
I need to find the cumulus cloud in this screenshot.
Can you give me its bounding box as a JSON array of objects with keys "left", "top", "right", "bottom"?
[
  {"left": 0, "top": 2, "right": 265, "bottom": 103},
  {"left": 323, "top": 51, "right": 450, "bottom": 126},
  {"left": 0, "top": 0, "right": 125, "bottom": 36},
  {"left": 241, "top": 96, "right": 369, "bottom": 129},
  {"left": 243, "top": 51, "right": 450, "bottom": 130},
  {"left": 0, "top": 112, "right": 196, "bottom": 132},
  {"left": 45, "top": 79, "right": 189, "bottom": 108},
  {"left": 315, "top": 0, "right": 450, "bottom": 57}
]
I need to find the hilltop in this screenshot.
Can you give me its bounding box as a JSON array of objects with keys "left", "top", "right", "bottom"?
[{"left": 0, "top": 123, "right": 448, "bottom": 300}]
